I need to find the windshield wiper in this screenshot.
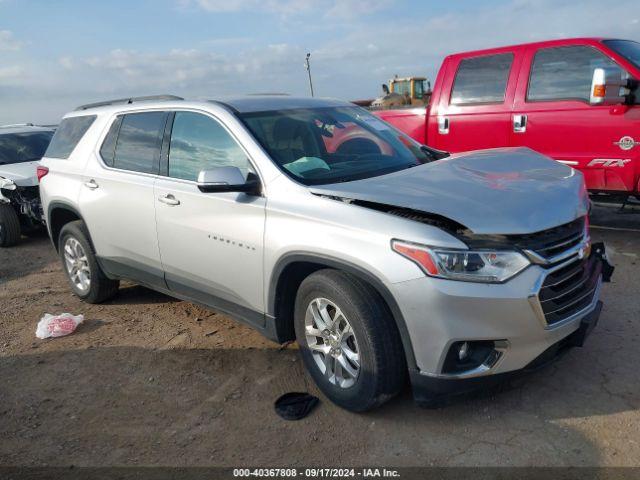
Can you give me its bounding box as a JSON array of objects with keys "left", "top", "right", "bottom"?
[
  {"left": 420, "top": 145, "right": 449, "bottom": 161},
  {"left": 330, "top": 164, "right": 415, "bottom": 184}
]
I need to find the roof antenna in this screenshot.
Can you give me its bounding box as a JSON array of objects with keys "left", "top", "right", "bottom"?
[{"left": 305, "top": 53, "right": 315, "bottom": 97}]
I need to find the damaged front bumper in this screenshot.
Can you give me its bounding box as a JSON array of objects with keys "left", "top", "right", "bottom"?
[
  {"left": 0, "top": 176, "right": 45, "bottom": 226},
  {"left": 393, "top": 243, "right": 613, "bottom": 406},
  {"left": 408, "top": 300, "right": 603, "bottom": 406}
]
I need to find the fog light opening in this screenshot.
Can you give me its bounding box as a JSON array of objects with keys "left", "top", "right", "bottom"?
[{"left": 442, "top": 340, "right": 504, "bottom": 375}]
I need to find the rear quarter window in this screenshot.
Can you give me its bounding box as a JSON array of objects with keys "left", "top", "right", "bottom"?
[
  {"left": 99, "top": 116, "right": 123, "bottom": 167},
  {"left": 45, "top": 115, "right": 96, "bottom": 159}
]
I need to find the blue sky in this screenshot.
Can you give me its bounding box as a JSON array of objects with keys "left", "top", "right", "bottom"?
[{"left": 1, "top": 0, "right": 639, "bottom": 123}]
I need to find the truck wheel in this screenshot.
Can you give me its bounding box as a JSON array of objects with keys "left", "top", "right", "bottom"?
[
  {"left": 0, "top": 204, "right": 21, "bottom": 247},
  {"left": 58, "top": 220, "right": 119, "bottom": 303},
  {"left": 294, "top": 269, "right": 406, "bottom": 412}
]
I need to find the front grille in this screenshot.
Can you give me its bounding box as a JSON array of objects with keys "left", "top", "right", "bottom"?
[
  {"left": 462, "top": 216, "right": 600, "bottom": 327},
  {"left": 538, "top": 255, "right": 602, "bottom": 326},
  {"left": 509, "top": 217, "right": 585, "bottom": 260}
]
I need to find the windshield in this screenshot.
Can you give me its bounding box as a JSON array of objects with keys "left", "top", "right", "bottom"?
[
  {"left": 0, "top": 131, "right": 54, "bottom": 165},
  {"left": 393, "top": 81, "right": 410, "bottom": 96},
  {"left": 604, "top": 39, "right": 640, "bottom": 70},
  {"left": 239, "top": 106, "right": 430, "bottom": 185},
  {"left": 414, "top": 80, "right": 425, "bottom": 99}
]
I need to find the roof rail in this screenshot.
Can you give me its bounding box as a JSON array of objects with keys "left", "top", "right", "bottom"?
[
  {"left": 246, "top": 93, "right": 291, "bottom": 96},
  {"left": 75, "top": 95, "right": 184, "bottom": 111},
  {"left": 0, "top": 123, "right": 35, "bottom": 128}
]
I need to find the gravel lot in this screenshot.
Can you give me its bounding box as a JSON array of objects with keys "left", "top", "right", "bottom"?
[{"left": 0, "top": 205, "right": 638, "bottom": 468}]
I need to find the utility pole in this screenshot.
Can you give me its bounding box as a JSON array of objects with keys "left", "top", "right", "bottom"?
[{"left": 305, "top": 53, "right": 315, "bottom": 97}]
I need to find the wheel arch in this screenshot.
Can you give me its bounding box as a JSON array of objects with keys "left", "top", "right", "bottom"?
[
  {"left": 267, "top": 252, "right": 417, "bottom": 370},
  {"left": 47, "top": 201, "right": 92, "bottom": 252}
]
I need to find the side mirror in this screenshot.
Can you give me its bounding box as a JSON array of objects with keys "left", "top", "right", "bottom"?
[
  {"left": 197, "top": 166, "right": 260, "bottom": 195},
  {"left": 590, "top": 67, "right": 628, "bottom": 105},
  {"left": 382, "top": 83, "right": 389, "bottom": 95}
]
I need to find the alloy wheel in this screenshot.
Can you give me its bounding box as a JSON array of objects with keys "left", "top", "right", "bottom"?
[
  {"left": 304, "top": 297, "right": 360, "bottom": 388},
  {"left": 63, "top": 237, "right": 91, "bottom": 293}
]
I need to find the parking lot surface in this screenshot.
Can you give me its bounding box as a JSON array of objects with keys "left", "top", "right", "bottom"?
[{"left": 0, "top": 205, "right": 638, "bottom": 467}]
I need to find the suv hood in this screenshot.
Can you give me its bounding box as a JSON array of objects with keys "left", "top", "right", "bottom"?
[
  {"left": 0, "top": 161, "right": 40, "bottom": 187},
  {"left": 310, "top": 147, "right": 589, "bottom": 235}
]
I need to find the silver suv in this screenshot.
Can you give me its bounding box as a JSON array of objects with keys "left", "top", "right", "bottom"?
[{"left": 39, "top": 95, "right": 608, "bottom": 411}]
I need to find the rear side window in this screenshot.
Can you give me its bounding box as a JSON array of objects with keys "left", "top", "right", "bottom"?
[
  {"left": 113, "top": 112, "right": 167, "bottom": 174},
  {"left": 528, "top": 46, "right": 623, "bottom": 102},
  {"left": 44, "top": 115, "right": 96, "bottom": 159},
  {"left": 99, "top": 116, "right": 123, "bottom": 167},
  {"left": 450, "top": 53, "right": 513, "bottom": 105}
]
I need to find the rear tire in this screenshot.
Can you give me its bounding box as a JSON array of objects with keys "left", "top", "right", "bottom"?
[
  {"left": 294, "top": 269, "right": 406, "bottom": 412},
  {"left": 0, "top": 204, "right": 21, "bottom": 247},
  {"left": 58, "top": 220, "right": 119, "bottom": 303}
]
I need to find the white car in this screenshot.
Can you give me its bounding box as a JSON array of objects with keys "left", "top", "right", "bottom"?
[{"left": 0, "top": 124, "right": 55, "bottom": 247}]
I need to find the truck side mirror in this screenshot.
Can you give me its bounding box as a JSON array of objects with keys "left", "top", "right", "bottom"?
[
  {"left": 589, "top": 67, "right": 628, "bottom": 105},
  {"left": 382, "top": 84, "right": 389, "bottom": 95}
]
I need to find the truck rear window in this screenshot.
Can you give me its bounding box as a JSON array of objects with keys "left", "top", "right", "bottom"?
[
  {"left": 450, "top": 53, "right": 513, "bottom": 105},
  {"left": 45, "top": 115, "right": 96, "bottom": 159}
]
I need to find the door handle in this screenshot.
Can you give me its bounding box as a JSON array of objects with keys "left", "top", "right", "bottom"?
[
  {"left": 513, "top": 114, "right": 527, "bottom": 133},
  {"left": 158, "top": 194, "right": 180, "bottom": 206},
  {"left": 438, "top": 116, "right": 450, "bottom": 134},
  {"left": 84, "top": 179, "right": 99, "bottom": 189}
]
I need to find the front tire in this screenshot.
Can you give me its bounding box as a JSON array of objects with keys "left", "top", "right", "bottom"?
[
  {"left": 58, "top": 221, "right": 119, "bottom": 303},
  {"left": 294, "top": 269, "right": 406, "bottom": 412},
  {"left": 0, "top": 204, "right": 21, "bottom": 247}
]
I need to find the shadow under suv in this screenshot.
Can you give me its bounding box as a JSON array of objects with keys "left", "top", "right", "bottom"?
[{"left": 39, "top": 95, "right": 609, "bottom": 411}]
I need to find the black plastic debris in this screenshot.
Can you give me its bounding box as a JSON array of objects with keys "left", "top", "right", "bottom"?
[
  {"left": 275, "top": 392, "right": 319, "bottom": 420},
  {"left": 592, "top": 242, "right": 615, "bottom": 282}
]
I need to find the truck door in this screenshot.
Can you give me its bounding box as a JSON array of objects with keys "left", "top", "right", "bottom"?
[
  {"left": 430, "top": 51, "right": 519, "bottom": 152},
  {"left": 510, "top": 43, "right": 640, "bottom": 193}
]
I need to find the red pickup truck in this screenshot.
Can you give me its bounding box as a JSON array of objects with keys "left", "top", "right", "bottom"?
[{"left": 373, "top": 38, "right": 640, "bottom": 199}]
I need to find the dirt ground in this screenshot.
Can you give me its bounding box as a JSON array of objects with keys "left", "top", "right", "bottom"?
[{"left": 0, "top": 205, "right": 639, "bottom": 468}]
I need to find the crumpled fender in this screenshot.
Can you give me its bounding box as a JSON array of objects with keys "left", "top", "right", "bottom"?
[{"left": 0, "top": 176, "right": 17, "bottom": 204}]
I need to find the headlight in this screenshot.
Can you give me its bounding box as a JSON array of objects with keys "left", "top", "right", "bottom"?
[{"left": 391, "top": 240, "right": 530, "bottom": 283}]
